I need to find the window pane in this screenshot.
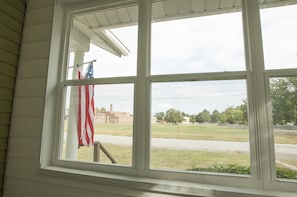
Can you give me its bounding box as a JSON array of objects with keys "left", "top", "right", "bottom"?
[
  {"left": 151, "top": 1, "right": 245, "bottom": 75},
  {"left": 269, "top": 77, "right": 297, "bottom": 180},
  {"left": 150, "top": 80, "right": 251, "bottom": 175},
  {"left": 62, "top": 84, "right": 134, "bottom": 166},
  {"left": 67, "top": 5, "right": 138, "bottom": 79},
  {"left": 261, "top": 4, "right": 297, "bottom": 70}
]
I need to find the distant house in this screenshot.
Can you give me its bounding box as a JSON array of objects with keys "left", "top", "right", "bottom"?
[
  {"left": 182, "top": 116, "right": 190, "bottom": 124},
  {"left": 95, "top": 104, "right": 133, "bottom": 123},
  {"left": 95, "top": 111, "right": 133, "bottom": 123}
]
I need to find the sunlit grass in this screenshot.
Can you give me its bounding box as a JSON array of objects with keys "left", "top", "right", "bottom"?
[
  {"left": 274, "top": 130, "right": 297, "bottom": 144},
  {"left": 151, "top": 124, "right": 249, "bottom": 141},
  {"left": 77, "top": 144, "right": 133, "bottom": 166},
  {"left": 63, "top": 122, "right": 297, "bottom": 177},
  {"left": 150, "top": 147, "right": 250, "bottom": 171},
  {"left": 285, "top": 160, "right": 297, "bottom": 167},
  {"left": 76, "top": 143, "right": 250, "bottom": 172}
]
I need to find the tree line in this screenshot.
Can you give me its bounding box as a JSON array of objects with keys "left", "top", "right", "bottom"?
[
  {"left": 155, "top": 100, "right": 247, "bottom": 125},
  {"left": 155, "top": 77, "right": 297, "bottom": 125}
]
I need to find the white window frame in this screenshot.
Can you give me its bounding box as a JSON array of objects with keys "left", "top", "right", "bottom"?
[{"left": 40, "top": 0, "right": 297, "bottom": 195}]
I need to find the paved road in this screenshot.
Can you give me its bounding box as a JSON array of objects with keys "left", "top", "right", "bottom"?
[{"left": 94, "top": 134, "right": 297, "bottom": 155}]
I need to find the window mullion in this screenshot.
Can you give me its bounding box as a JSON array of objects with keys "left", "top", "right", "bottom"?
[
  {"left": 134, "top": 0, "right": 152, "bottom": 173},
  {"left": 242, "top": 0, "right": 273, "bottom": 186}
]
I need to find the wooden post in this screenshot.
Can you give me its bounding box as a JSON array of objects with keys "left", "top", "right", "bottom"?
[
  {"left": 99, "top": 143, "right": 116, "bottom": 164},
  {"left": 93, "top": 141, "right": 116, "bottom": 164},
  {"left": 93, "top": 141, "right": 100, "bottom": 162}
]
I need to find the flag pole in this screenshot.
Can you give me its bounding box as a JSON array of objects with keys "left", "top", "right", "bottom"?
[
  {"left": 77, "top": 59, "right": 96, "bottom": 67},
  {"left": 66, "top": 58, "right": 96, "bottom": 160},
  {"left": 65, "top": 53, "right": 85, "bottom": 160},
  {"left": 68, "top": 59, "right": 96, "bottom": 68}
]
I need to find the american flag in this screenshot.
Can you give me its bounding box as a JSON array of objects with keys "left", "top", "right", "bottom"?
[{"left": 78, "top": 62, "right": 95, "bottom": 147}]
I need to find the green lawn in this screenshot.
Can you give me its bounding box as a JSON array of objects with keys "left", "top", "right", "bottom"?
[
  {"left": 68, "top": 122, "right": 297, "bottom": 178},
  {"left": 151, "top": 124, "right": 249, "bottom": 141},
  {"left": 77, "top": 143, "right": 250, "bottom": 172},
  {"left": 94, "top": 122, "right": 297, "bottom": 144},
  {"left": 150, "top": 147, "right": 250, "bottom": 170}
]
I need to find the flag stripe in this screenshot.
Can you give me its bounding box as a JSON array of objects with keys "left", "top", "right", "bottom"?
[{"left": 78, "top": 63, "right": 95, "bottom": 147}]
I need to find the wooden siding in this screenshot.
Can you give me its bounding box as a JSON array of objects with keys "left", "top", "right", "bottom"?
[{"left": 0, "top": 0, "right": 26, "bottom": 196}]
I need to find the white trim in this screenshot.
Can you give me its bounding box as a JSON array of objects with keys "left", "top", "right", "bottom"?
[
  {"left": 39, "top": 166, "right": 297, "bottom": 197},
  {"left": 149, "top": 71, "right": 248, "bottom": 82},
  {"left": 63, "top": 76, "right": 137, "bottom": 86}
]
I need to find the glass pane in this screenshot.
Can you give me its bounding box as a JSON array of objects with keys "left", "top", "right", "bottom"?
[
  {"left": 150, "top": 80, "right": 251, "bottom": 175},
  {"left": 151, "top": 1, "right": 245, "bottom": 74},
  {"left": 261, "top": 4, "right": 297, "bottom": 70},
  {"left": 269, "top": 77, "right": 297, "bottom": 180},
  {"left": 62, "top": 84, "right": 134, "bottom": 166},
  {"left": 67, "top": 5, "right": 138, "bottom": 79}
]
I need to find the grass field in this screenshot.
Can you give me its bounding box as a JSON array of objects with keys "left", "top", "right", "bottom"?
[
  {"left": 77, "top": 143, "right": 250, "bottom": 171},
  {"left": 76, "top": 143, "right": 297, "bottom": 178},
  {"left": 94, "top": 122, "right": 297, "bottom": 144},
  {"left": 63, "top": 121, "right": 297, "bottom": 177}
]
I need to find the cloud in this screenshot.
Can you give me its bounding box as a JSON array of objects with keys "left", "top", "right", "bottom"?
[
  {"left": 261, "top": 5, "right": 297, "bottom": 69},
  {"left": 151, "top": 12, "right": 245, "bottom": 74},
  {"left": 151, "top": 80, "right": 247, "bottom": 114}
]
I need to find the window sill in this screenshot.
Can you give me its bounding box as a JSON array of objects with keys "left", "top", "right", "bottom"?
[{"left": 38, "top": 165, "right": 297, "bottom": 197}]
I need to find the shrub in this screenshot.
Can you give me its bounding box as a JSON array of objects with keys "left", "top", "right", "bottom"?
[
  {"left": 276, "top": 167, "right": 297, "bottom": 179},
  {"left": 190, "top": 164, "right": 297, "bottom": 179},
  {"left": 190, "top": 163, "right": 250, "bottom": 175}
]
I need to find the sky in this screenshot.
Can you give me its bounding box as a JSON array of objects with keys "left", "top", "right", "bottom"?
[{"left": 68, "top": 4, "right": 297, "bottom": 115}]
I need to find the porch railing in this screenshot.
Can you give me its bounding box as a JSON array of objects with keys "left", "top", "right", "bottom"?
[{"left": 93, "top": 141, "right": 116, "bottom": 163}]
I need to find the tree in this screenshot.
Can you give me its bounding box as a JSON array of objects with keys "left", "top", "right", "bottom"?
[
  {"left": 220, "top": 113, "right": 228, "bottom": 124},
  {"left": 190, "top": 115, "right": 196, "bottom": 123},
  {"left": 164, "top": 108, "right": 183, "bottom": 124},
  {"left": 222, "top": 106, "right": 244, "bottom": 124},
  {"left": 196, "top": 109, "right": 210, "bottom": 123},
  {"left": 239, "top": 99, "right": 248, "bottom": 124},
  {"left": 270, "top": 77, "right": 297, "bottom": 125},
  {"left": 222, "top": 106, "right": 235, "bottom": 124},
  {"left": 97, "top": 107, "right": 106, "bottom": 112},
  {"left": 155, "top": 112, "right": 165, "bottom": 122},
  {"left": 210, "top": 109, "right": 221, "bottom": 123}
]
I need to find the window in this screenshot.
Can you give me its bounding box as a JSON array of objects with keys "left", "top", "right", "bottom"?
[
  {"left": 150, "top": 80, "right": 250, "bottom": 174},
  {"left": 149, "top": 4, "right": 251, "bottom": 174},
  {"left": 60, "top": 4, "right": 138, "bottom": 166},
  {"left": 261, "top": 4, "right": 297, "bottom": 181},
  {"left": 41, "top": 0, "right": 297, "bottom": 193}
]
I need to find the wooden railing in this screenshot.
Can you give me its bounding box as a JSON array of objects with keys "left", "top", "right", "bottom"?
[{"left": 93, "top": 141, "right": 116, "bottom": 163}]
